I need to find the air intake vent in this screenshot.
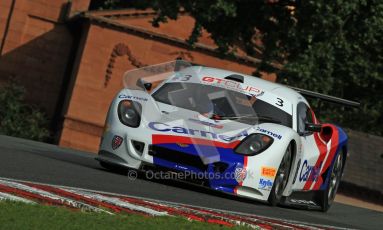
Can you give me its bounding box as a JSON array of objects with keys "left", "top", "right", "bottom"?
[
  {"left": 224, "top": 74, "right": 244, "bottom": 83},
  {"left": 148, "top": 145, "right": 208, "bottom": 171},
  {"left": 132, "top": 140, "right": 145, "bottom": 155},
  {"left": 212, "top": 162, "right": 229, "bottom": 174}
]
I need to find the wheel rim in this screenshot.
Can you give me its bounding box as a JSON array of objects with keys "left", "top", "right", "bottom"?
[
  {"left": 328, "top": 153, "right": 343, "bottom": 202},
  {"left": 274, "top": 146, "right": 292, "bottom": 199}
]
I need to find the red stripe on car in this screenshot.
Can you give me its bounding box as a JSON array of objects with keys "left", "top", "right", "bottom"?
[{"left": 152, "top": 134, "right": 240, "bottom": 149}]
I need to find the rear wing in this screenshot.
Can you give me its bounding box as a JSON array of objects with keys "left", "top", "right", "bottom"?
[{"left": 289, "top": 87, "right": 360, "bottom": 107}]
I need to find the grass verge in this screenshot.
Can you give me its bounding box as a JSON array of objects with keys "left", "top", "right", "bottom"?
[{"left": 0, "top": 201, "right": 249, "bottom": 230}]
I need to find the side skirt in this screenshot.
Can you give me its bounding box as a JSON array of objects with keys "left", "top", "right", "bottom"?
[{"left": 281, "top": 190, "right": 322, "bottom": 210}]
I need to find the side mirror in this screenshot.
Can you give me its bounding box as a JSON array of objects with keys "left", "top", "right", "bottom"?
[
  {"left": 305, "top": 123, "right": 322, "bottom": 132},
  {"left": 136, "top": 79, "right": 152, "bottom": 91}
]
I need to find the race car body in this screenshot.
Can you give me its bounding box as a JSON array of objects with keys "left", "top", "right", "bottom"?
[{"left": 97, "top": 61, "right": 356, "bottom": 211}]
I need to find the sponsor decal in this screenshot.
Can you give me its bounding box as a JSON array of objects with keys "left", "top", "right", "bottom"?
[
  {"left": 290, "top": 199, "right": 317, "bottom": 206},
  {"left": 201, "top": 76, "right": 264, "bottom": 97},
  {"left": 118, "top": 94, "right": 148, "bottom": 102},
  {"left": 261, "top": 167, "right": 277, "bottom": 178},
  {"left": 112, "top": 135, "right": 123, "bottom": 150},
  {"left": 292, "top": 159, "right": 301, "bottom": 184},
  {"left": 148, "top": 122, "right": 248, "bottom": 142},
  {"left": 256, "top": 127, "right": 282, "bottom": 140},
  {"left": 299, "top": 160, "right": 321, "bottom": 182},
  {"left": 176, "top": 143, "right": 189, "bottom": 148},
  {"left": 188, "top": 118, "right": 223, "bottom": 129},
  {"left": 258, "top": 178, "right": 273, "bottom": 191},
  {"left": 234, "top": 168, "right": 247, "bottom": 183}
]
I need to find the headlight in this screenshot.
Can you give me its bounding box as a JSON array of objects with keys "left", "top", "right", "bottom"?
[
  {"left": 117, "top": 100, "right": 142, "bottom": 127},
  {"left": 234, "top": 134, "right": 273, "bottom": 155}
]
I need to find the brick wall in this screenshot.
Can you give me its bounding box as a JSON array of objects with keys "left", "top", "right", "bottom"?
[
  {"left": 342, "top": 130, "right": 383, "bottom": 194},
  {"left": 0, "top": 0, "right": 71, "bottom": 120},
  {"left": 69, "top": 0, "right": 91, "bottom": 16},
  {"left": 0, "top": 0, "right": 90, "bottom": 122}
]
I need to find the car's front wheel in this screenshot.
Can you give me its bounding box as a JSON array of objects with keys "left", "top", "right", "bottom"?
[
  {"left": 319, "top": 152, "right": 344, "bottom": 212},
  {"left": 268, "top": 144, "right": 293, "bottom": 206}
]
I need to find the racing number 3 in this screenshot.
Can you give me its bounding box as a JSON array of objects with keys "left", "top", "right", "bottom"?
[
  {"left": 180, "top": 75, "right": 192, "bottom": 81},
  {"left": 173, "top": 74, "right": 192, "bottom": 82},
  {"left": 276, "top": 98, "right": 284, "bottom": 107}
]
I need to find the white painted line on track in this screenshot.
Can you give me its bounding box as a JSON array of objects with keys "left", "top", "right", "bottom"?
[
  {"left": 0, "top": 191, "right": 36, "bottom": 204},
  {"left": 63, "top": 188, "right": 169, "bottom": 216},
  {"left": 0, "top": 179, "right": 112, "bottom": 214}
]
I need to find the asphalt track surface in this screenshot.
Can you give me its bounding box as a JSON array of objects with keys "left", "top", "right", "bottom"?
[{"left": 0, "top": 135, "right": 382, "bottom": 229}]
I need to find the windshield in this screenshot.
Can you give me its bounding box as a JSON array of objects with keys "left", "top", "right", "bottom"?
[
  {"left": 122, "top": 60, "right": 292, "bottom": 128},
  {"left": 152, "top": 82, "right": 292, "bottom": 127}
]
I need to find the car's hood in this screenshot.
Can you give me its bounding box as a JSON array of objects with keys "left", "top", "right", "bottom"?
[{"left": 142, "top": 101, "right": 256, "bottom": 143}]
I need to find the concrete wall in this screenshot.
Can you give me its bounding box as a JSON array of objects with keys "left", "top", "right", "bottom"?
[{"left": 342, "top": 130, "right": 383, "bottom": 194}]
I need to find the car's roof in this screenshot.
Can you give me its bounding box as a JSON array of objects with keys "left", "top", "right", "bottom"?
[{"left": 190, "top": 66, "right": 308, "bottom": 106}]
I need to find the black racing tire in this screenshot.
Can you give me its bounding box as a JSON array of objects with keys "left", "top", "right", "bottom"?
[
  {"left": 319, "top": 152, "right": 344, "bottom": 212},
  {"left": 268, "top": 144, "right": 293, "bottom": 206}
]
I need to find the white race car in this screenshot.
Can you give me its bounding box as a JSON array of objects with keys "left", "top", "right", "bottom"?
[{"left": 97, "top": 61, "right": 359, "bottom": 211}]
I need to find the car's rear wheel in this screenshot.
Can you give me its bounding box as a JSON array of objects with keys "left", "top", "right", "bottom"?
[
  {"left": 320, "top": 153, "right": 344, "bottom": 212},
  {"left": 268, "top": 144, "right": 293, "bottom": 206}
]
